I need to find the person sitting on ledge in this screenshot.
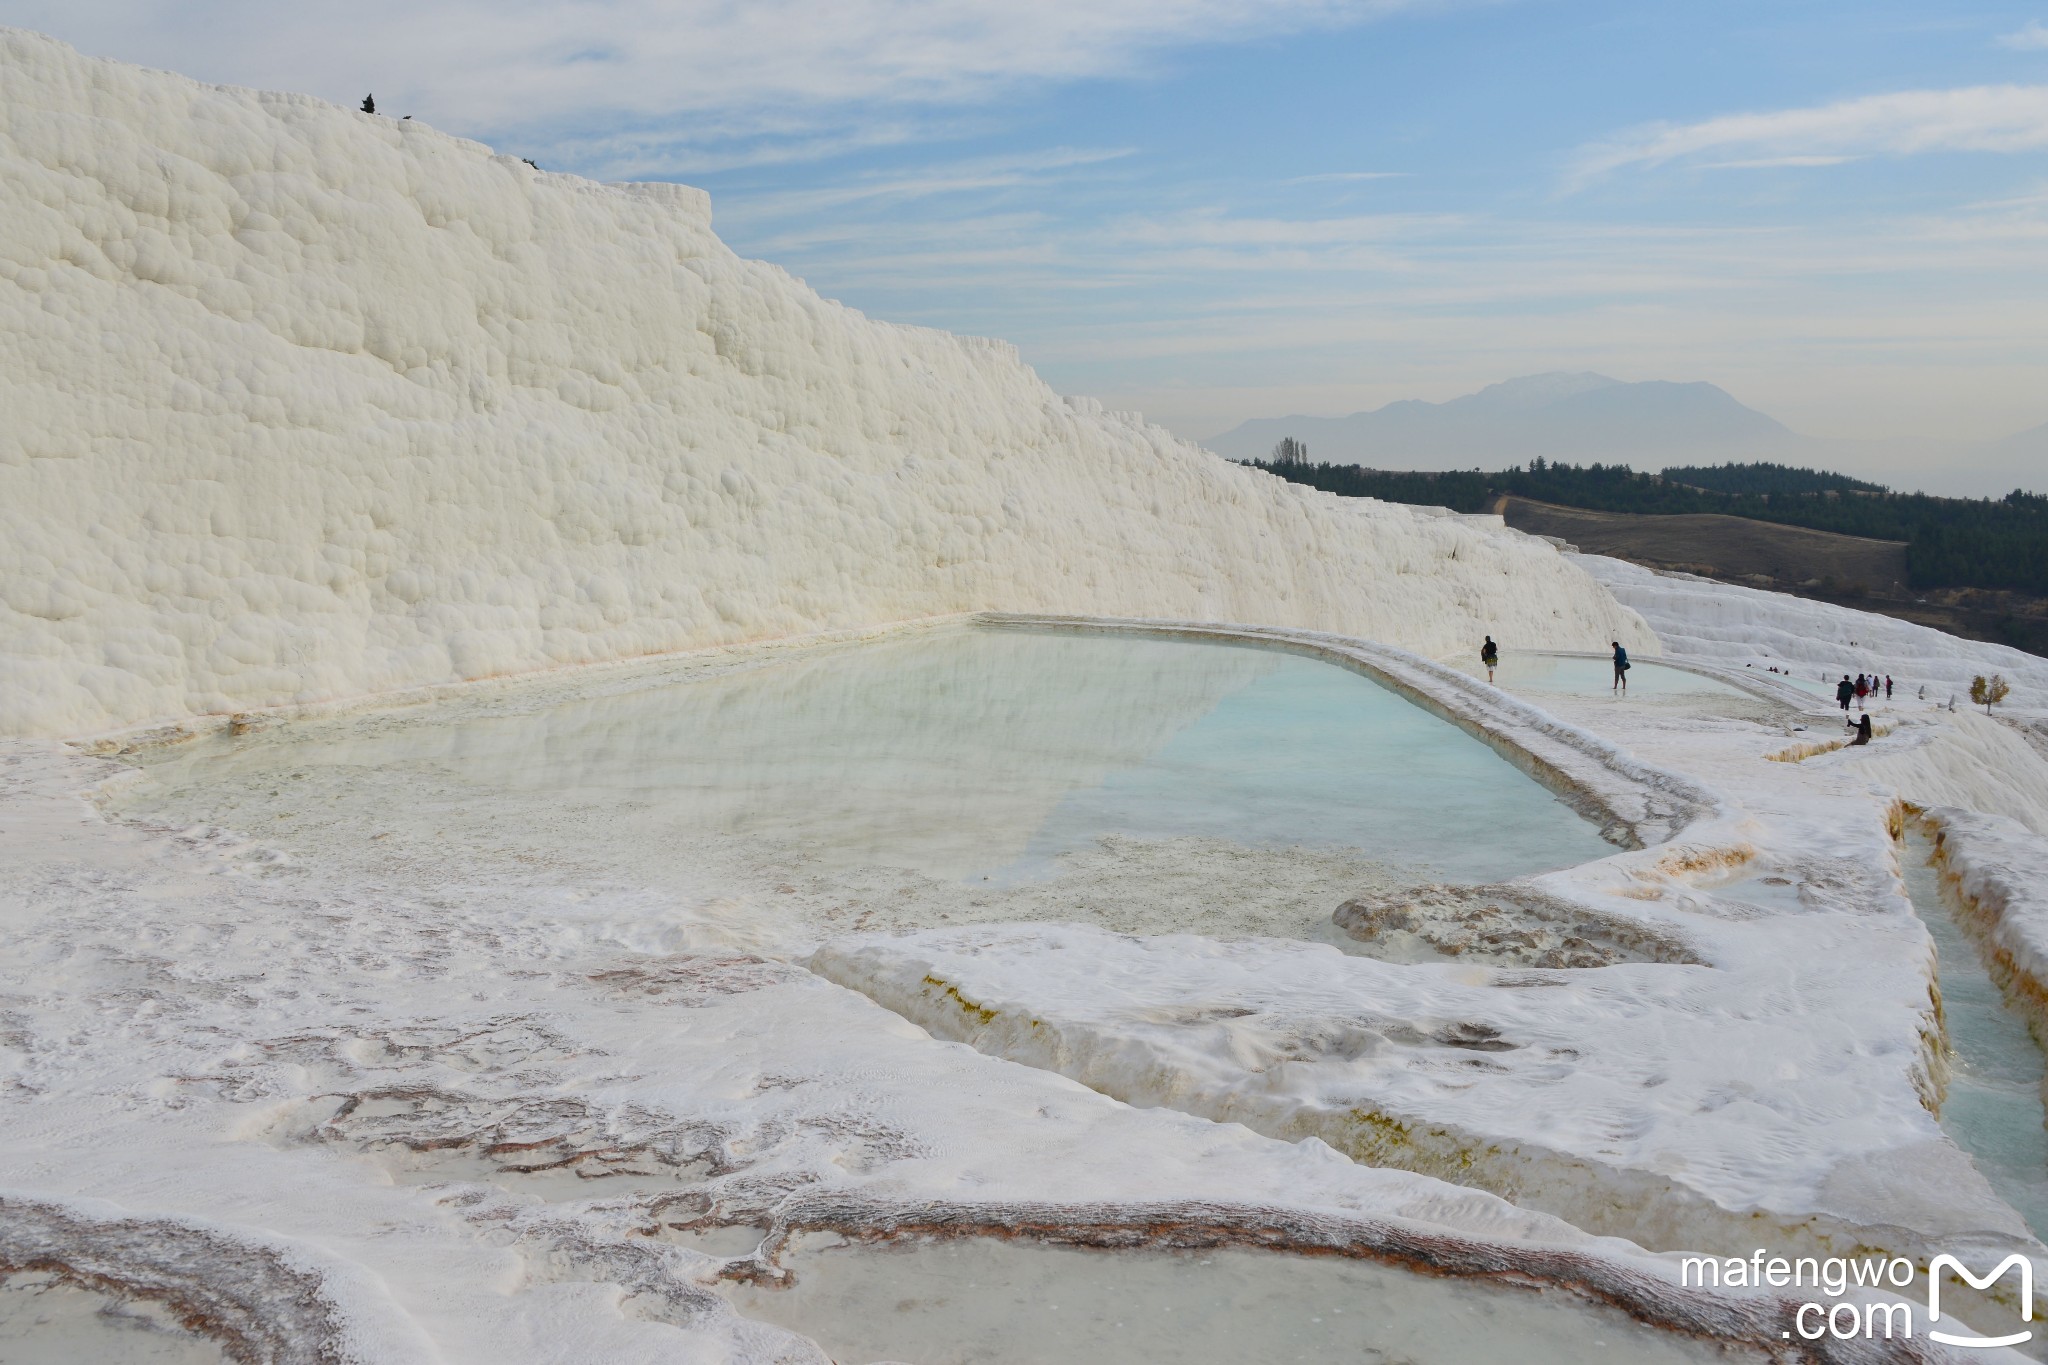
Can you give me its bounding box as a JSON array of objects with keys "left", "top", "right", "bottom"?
[{"left": 1849, "top": 714, "right": 1874, "bottom": 746}]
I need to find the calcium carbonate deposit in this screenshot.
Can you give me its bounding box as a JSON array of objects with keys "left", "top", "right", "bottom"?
[
  {"left": 18, "top": 26, "right": 2048, "bottom": 1365},
  {"left": 0, "top": 25, "right": 1651, "bottom": 740}
]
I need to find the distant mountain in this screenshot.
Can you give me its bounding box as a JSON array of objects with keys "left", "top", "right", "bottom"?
[
  {"left": 1203, "top": 373, "right": 1805, "bottom": 469},
  {"left": 1989, "top": 420, "right": 2048, "bottom": 464}
]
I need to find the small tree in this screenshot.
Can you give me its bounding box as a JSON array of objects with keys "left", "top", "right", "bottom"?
[
  {"left": 1271, "top": 436, "right": 1308, "bottom": 464},
  {"left": 1970, "top": 673, "right": 2011, "bottom": 714},
  {"left": 361, "top": 94, "right": 376, "bottom": 114}
]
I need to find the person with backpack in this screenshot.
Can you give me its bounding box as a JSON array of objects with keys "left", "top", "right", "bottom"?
[
  {"left": 1854, "top": 675, "right": 1869, "bottom": 711},
  {"left": 1612, "top": 641, "right": 1630, "bottom": 692},
  {"left": 1481, "top": 636, "right": 1499, "bottom": 683}
]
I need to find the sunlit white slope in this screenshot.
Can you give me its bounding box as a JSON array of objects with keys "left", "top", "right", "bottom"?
[
  {"left": 1578, "top": 554, "right": 2048, "bottom": 704},
  {"left": 0, "top": 29, "right": 1651, "bottom": 737}
]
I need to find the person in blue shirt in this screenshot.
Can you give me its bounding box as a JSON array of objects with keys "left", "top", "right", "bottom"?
[{"left": 1611, "top": 641, "right": 1630, "bottom": 692}]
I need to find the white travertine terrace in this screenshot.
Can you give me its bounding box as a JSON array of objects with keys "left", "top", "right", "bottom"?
[
  {"left": 1579, "top": 554, "right": 2048, "bottom": 704},
  {"left": 0, "top": 26, "right": 1649, "bottom": 739},
  {"left": 16, "top": 26, "right": 2048, "bottom": 1363}
]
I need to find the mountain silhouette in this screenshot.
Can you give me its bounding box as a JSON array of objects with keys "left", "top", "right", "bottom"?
[{"left": 1203, "top": 373, "right": 1801, "bottom": 468}]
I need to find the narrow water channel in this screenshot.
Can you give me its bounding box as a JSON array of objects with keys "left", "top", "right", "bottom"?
[{"left": 1900, "top": 827, "right": 2048, "bottom": 1237}]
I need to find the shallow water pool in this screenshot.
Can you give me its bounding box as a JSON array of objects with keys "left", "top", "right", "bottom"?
[
  {"left": 719, "top": 1234, "right": 1750, "bottom": 1364},
  {"left": 1450, "top": 651, "right": 1752, "bottom": 699},
  {"left": 120, "top": 627, "right": 1617, "bottom": 941},
  {"left": 0, "top": 1278, "right": 223, "bottom": 1365}
]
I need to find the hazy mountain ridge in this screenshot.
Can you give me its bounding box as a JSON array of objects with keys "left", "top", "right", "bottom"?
[
  {"left": 1992, "top": 420, "right": 2048, "bottom": 456},
  {"left": 1204, "top": 373, "right": 1801, "bottom": 467},
  {"left": 1204, "top": 373, "right": 2047, "bottom": 498}
]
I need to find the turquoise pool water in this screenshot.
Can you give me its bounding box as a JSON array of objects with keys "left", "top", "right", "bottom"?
[
  {"left": 121, "top": 627, "right": 1617, "bottom": 938},
  {"left": 995, "top": 634, "right": 1617, "bottom": 885}
]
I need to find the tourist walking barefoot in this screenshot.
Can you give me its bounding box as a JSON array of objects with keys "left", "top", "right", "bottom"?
[
  {"left": 1611, "top": 641, "right": 1630, "bottom": 692},
  {"left": 1481, "top": 635, "right": 1499, "bottom": 683}
]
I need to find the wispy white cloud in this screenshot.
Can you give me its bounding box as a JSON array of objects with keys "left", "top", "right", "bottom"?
[
  {"left": 2000, "top": 20, "right": 2048, "bottom": 50},
  {"left": 716, "top": 144, "right": 2048, "bottom": 444},
  {"left": 1108, "top": 209, "right": 1465, "bottom": 248},
  {"left": 1703, "top": 154, "right": 1861, "bottom": 170},
  {"left": 14, "top": 0, "right": 1448, "bottom": 173},
  {"left": 716, "top": 148, "right": 1136, "bottom": 224},
  {"left": 1284, "top": 171, "right": 1413, "bottom": 182},
  {"left": 1569, "top": 85, "right": 2048, "bottom": 188},
  {"left": 1964, "top": 181, "right": 2048, "bottom": 209},
  {"left": 537, "top": 120, "right": 950, "bottom": 179}
]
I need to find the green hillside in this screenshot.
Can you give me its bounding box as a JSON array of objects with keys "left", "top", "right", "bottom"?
[{"left": 1249, "top": 456, "right": 2048, "bottom": 596}]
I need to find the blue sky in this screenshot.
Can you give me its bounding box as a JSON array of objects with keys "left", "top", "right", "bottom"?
[{"left": 10, "top": 0, "right": 2048, "bottom": 451}]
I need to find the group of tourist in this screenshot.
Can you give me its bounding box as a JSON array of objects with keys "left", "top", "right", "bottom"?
[
  {"left": 1476, "top": 638, "right": 1894, "bottom": 749},
  {"left": 1835, "top": 672, "right": 1893, "bottom": 711},
  {"left": 1475, "top": 637, "right": 1635, "bottom": 691},
  {"left": 1834, "top": 672, "right": 1893, "bottom": 745}
]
